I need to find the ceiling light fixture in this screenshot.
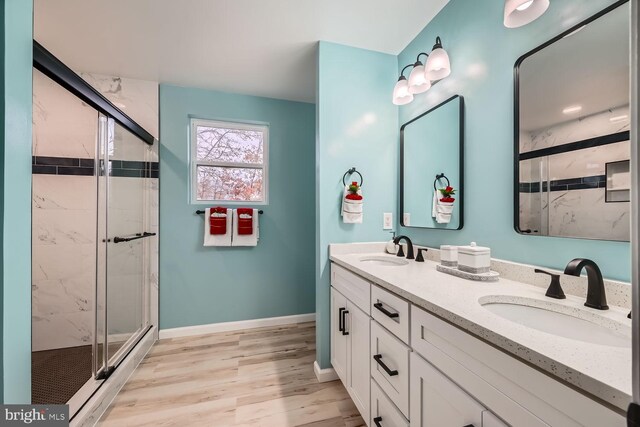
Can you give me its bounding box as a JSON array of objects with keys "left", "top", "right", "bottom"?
[
  {"left": 504, "top": 0, "right": 550, "bottom": 28},
  {"left": 562, "top": 105, "right": 582, "bottom": 114},
  {"left": 393, "top": 36, "right": 451, "bottom": 105}
]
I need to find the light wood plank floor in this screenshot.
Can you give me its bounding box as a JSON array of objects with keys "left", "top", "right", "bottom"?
[{"left": 98, "top": 322, "right": 365, "bottom": 427}]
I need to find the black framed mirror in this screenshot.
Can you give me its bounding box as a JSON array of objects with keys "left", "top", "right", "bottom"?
[
  {"left": 400, "top": 95, "right": 464, "bottom": 230},
  {"left": 514, "top": 0, "right": 630, "bottom": 242}
]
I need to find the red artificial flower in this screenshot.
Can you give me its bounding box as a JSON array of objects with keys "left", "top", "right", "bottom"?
[
  {"left": 352, "top": 181, "right": 358, "bottom": 186},
  {"left": 445, "top": 186, "right": 453, "bottom": 193}
]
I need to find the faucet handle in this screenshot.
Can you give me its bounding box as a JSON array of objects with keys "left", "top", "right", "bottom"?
[
  {"left": 535, "top": 269, "right": 566, "bottom": 300},
  {"left": 393, "top": 238, "right": 405, "bottom": 257},
  {"left": 415, "top": 248, "right": 428, "bottom": 262}
]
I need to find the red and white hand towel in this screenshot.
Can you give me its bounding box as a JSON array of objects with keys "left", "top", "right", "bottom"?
[
  {"left": 232, "top": 208, "right": 259, "bottom": 246},
  {"left": 341, "top": 184, "right": 363, "bottom": 224},
  {"left": 204, "top": 207, "right": 232, "bottom": 246}
]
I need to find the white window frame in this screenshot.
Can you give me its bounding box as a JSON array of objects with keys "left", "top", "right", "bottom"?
[{"left": 190, "top": 118, "right": 269, "bottom": 205}]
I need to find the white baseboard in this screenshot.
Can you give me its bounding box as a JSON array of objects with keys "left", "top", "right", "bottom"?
[
  {"left": 314, "top": 360, "right": 339, "bottom": 383},
  {"left": 159, "top": 313, "right": 316, "bottom": 339}
]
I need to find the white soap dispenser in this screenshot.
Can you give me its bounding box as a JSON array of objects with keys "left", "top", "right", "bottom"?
[{"left": 440, "top": 245, "right": 458, "bottom": 267}]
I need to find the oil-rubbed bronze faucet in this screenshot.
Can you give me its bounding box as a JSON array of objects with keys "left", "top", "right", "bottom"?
[
  {"left": 393, "top": 235, "right": 415, "bottom": 260},
  {"left": 564, "top": 258, "right": 608, "bottom": 310}
]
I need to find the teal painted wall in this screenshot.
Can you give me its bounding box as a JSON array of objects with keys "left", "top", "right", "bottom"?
[
  {"left": 1, "top": 0, "right": 32, "bottom": 403},
  {"left": 316, "top": 42, "right": 398, "bottom": 368},
  {"left": 397, "top": 0, "right": 631, "bottom": 282},
  {"left": 159, "top": 85, "right": 316, "bottom": 329},
  {"left": 403, "top": 96, "right": 461, "bottom": 229}
]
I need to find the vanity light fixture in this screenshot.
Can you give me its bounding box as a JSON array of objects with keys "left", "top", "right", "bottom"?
[
  {"left": 504, "top": 0, "right": 550, "bottom": 28},
  {"left": 425, "top": 37, "right": 451, "bottom": 80},
  {"left": 392, "top": 65, "right": 414, "bottom": 105},
  {"left": 393, "top": 36, "right": 451, "bottom": 105},
  {"left": 408, "top": 55, "right": 431, "bottom": 94}
]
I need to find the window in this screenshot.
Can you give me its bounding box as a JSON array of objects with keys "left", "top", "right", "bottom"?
[{"left": 190, "top": 119, "right": 268, "bottom": 203}]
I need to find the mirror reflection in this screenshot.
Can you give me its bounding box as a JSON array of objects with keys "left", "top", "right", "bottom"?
[
  {"left": 401, "top": 95, "right": 464, "bottom": 230},
  {"left": 516, "top": 2, "right": 630, "bottom": 241}
]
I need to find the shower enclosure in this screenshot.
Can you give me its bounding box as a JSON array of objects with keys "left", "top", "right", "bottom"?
[{"left": 31, "top": 42, "right": 158, "bottom": 417}]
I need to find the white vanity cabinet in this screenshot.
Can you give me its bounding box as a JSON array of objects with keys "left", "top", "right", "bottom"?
[
  {"left": 330, "top": 272, "right": 371, "bottom": 423},
  {"left": 329, "top": 260, "right": 627, "bottom": 427},
  {"left": 330, "top": 287, "right": 349, "bottom": 381},
  {"left": 371, "top": 380, "right": 410, "bottom": 427},
  {"left": 370, "top": 321, "right": 410, "bottom": 417},
  {"left": 410, "top": 351, "right": 501, "bottom": 427}
]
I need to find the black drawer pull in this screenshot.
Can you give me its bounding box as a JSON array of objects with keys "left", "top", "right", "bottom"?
[
  {"left": 374, "top": 302, "right": 399, "bottom": 319},
  {"left": 373, "top": 354, "right": 398, "bottom": 376},
  {"left": 338, "top": 307, "right": 345, "bottom": 332},
  {"left": 373, "top": 416, "right": 383, "bottom": 427},
  {"left": 342, "top": 310, "right": 349, "bottom": 336}
]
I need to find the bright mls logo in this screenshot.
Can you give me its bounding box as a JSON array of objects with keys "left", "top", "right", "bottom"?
[{"left": 1, "top": 405, "right": 68, "bottom": 426}]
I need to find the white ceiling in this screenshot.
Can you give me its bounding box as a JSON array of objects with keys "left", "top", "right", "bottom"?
[
  {"left": 519, "top": 3, "right": 629, "bottom": 131},
  {"left": 34, "top": 0, "right": 449, "bottom": 103}
]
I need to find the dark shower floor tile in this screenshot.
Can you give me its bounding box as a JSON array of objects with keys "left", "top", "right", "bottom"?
[{"left": 32, "top": 345, "right": 92, "bottom": 405}]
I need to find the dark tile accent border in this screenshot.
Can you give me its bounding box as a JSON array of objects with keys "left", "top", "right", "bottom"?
[
  {"left": 519, "top": 174, "right": 606, "bottom": 193},
  {"left": 32, "top": 156, "right": 159, "bottom": 178}
]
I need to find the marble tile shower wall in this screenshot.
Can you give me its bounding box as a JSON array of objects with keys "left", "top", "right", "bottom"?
[
  {"left": 519, "top": 107, "right": 630, "bottom": 240},
  {"left": 32, "top": 70, "right": 159, "bottom": 351}
]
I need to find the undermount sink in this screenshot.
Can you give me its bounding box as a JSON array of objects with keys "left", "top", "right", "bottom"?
[
  {"left": 479, "top": 295, "right": 631, "bottom": 348},
  {"left": 359, "top": 256, "right": 409, "bottom": 267}
]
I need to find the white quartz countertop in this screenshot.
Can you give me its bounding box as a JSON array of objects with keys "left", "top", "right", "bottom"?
[{"left": 330, "top": 248, "right": 631, "bottom": 410}]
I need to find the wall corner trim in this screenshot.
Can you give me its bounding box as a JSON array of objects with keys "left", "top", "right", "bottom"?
[
  {"left": 313, "top": 361, "right": 339, "bottom": 383},
  {"left": 158, "top": 313, "right": 316, "bottom": 339}
]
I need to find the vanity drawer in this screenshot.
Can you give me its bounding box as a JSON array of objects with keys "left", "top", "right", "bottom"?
[
  {"left": 331, "top": 263, "right": 371, "bottom": 314},
  {"left": 371, "top": 379, "right": 409, "bottom": 427},
  {"left": 371, "top": 285, "right": 410, "bottom": 344},
  {"left": 371, "top": 321, "right": 410, "bottom": 418}
]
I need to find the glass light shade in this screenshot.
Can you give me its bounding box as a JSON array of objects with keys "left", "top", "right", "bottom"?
[
  {"left": 408, "top": 65, "right": 431, "bottom": 94},
  {"left": 392, "top": 78, "right": 413, "bottom": 105},
  {"left": 425, "top": 48, "right": 451, "bottom": 81},
  {"left": 504, "top": 0, "right": 550, "bottom": 28}
]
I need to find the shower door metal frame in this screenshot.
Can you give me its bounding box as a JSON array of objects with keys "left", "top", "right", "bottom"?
[
  {"left": 630, "top": 1, "right": 639, "bottom": 426},
  {"left": 32, "top": 40, "right": 156, "bottom": 418},
  {"left": 95, "top": 116, "right": 153, "bottom": 381},
  {"left": 33, "top": 41, "right": 154, "bottom": 145}
]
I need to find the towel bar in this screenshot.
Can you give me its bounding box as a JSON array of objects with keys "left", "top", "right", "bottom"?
[
  {"left": 433, "top": 173, "right": 450, "bottom": 191},
  {"left": 196, "top": 209, "right": 263, "bottom": 215},
  {"left": 342, "top": 167, "right": 363, "bottom": 186}
]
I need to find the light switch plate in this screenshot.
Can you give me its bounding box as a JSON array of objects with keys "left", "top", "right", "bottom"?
[
  {"left": 383, "top": 213, "right": 393, "bottom": 229},
  {"left": 403, "top": 213, "right": 411, "bottom": 226}
]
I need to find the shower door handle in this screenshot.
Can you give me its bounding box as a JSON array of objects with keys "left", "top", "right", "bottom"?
[{"left": 113, "top": 232, "right": 156, "bottom": 243}]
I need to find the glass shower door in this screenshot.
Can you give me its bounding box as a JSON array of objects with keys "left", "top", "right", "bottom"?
[{"left": 97, "top": 117, "right": 151, "bottom": 377}]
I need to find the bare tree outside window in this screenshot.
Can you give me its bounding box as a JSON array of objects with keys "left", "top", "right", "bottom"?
[{"left": 191, "top": 120, "right": 268, "bottom": 202}]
